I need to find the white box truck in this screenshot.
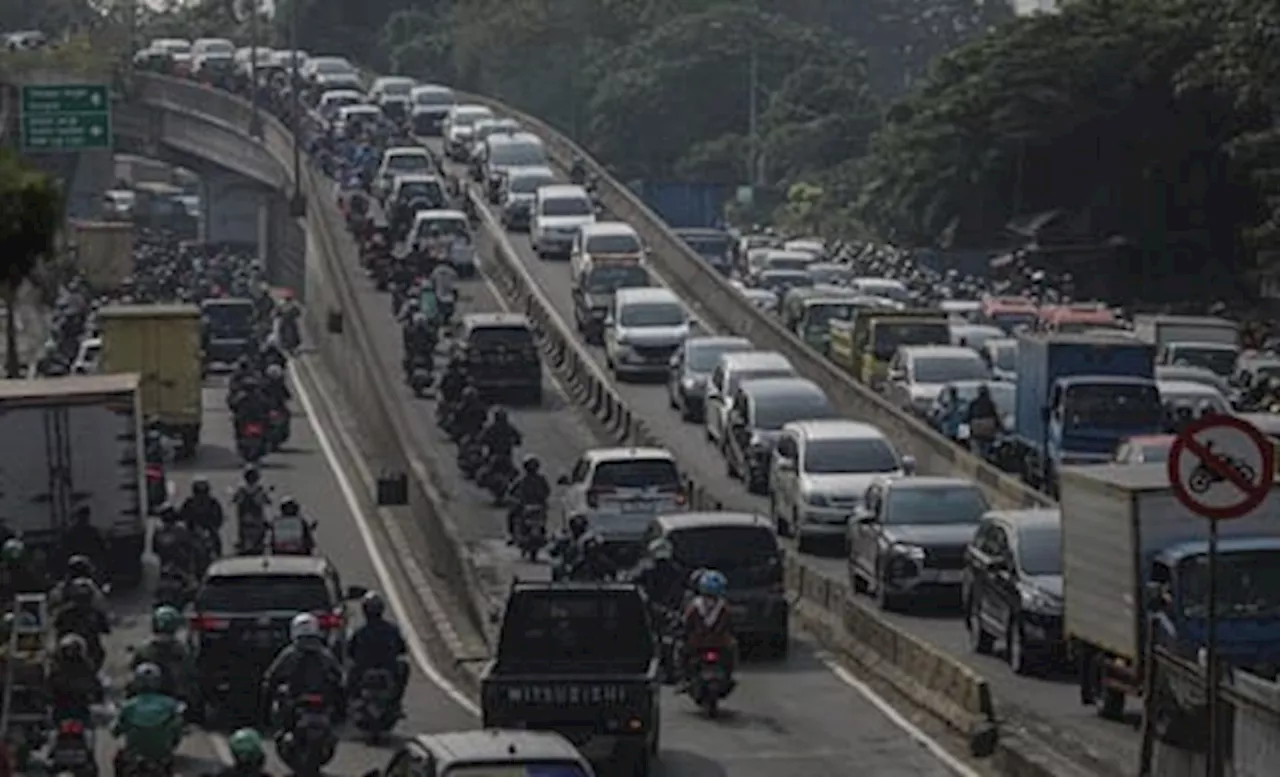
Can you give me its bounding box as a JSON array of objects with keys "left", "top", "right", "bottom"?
[
  {"left": 0, "top": 374, "right": 146, "bottom": 586},
  {"left": 1132, "top": 314, "right": 1240, "bottom": 378},
  {"left": 1060, "top": 464, "right": 1280, "bottom": 720}
]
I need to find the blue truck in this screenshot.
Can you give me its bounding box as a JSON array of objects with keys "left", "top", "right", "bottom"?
[
  {"left": 1012, "top": 333, "right": 1163, "bottom": 494},
  {"left": 1060, "top": 465, "right": 1280, "bottom": 722}
]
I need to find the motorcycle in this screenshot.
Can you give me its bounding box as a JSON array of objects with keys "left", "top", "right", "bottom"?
[
  {"left": 267, "top": 406, "right": 292, "bottom": 450},
  {"left": 114, "top": 749, "right": 174, "bottom": 777},
  {"left": 144, "top": 462, "right": 167, "bottom": 515},
  {"left": 275, "top": 692, "right": 337, "bottom": 777},
  {"left": 236, "top": 418, "right": 267, "bottom": 463},
  {"left": 351, "top": 668, "right": 398, "bottom": 742},
  {"left": 278, "top": 316, "right": 301, "bottom": 353},
  {"left": 457, "top": 438, "right": 485, "bottom": 480},
  {"left": 154, "top": 563, "right": 196, "bottom": 609},
  {"left": 270, "top": 514, "right": 316, "bottom": 555},
  {"left": 409, "top": 360, "right": 433, "bottom": 398},
  {"left": 47, "top": 717, "right": 97, "bottom": 776},
  {"left": 515, "top": 504, "right": 548, "bottom": 562},
  {"left": 480, "top": 451, "right": 517, "bottom": 505},
  {"left": 687, "top": 647, "right": 734, "bottom": 717}
]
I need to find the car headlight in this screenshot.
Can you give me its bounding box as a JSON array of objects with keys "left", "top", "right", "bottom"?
[
  {"left": 804, "top": 492, "right": 831, "bottom": 508},
  {"left": 1019, "top": 585, "right": 1062, "bottom": 614},
  {"left": 890, "top": 543, "right": 926, "bottom": 560},
  {"left": 681, "top": 377, "right": 699, "bottom": 390}
]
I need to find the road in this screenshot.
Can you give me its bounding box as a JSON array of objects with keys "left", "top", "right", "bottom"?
[
  {"left": 433, "top": 144, "right": 1140, "bottom": 770},
  {"left": 336, "top": 178, "right": 977, "bottom": 775},
  {"left": 91, "top": 376, "right": 473, "bottom": 774}
]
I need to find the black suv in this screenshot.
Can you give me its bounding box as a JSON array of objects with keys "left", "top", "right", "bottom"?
[
  {"left": 461, "top": 313, "right": 543, "bottom": 404},
  {"left": 189, "top": 555, "right": 365, "bottom": 719}
]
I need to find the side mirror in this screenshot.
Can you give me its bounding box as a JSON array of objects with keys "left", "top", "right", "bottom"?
[
  {"left": 344, "top": 585, "right": 368, "bottom": 600},
  {"left": 854, "top": 510, "right": 877, "bottom": 525},
  {"left": 557, "top": 474, "right": 569, "bottom": 485},
  {"left": 901, "top": 455, "right": 917, "bottom": 475}
]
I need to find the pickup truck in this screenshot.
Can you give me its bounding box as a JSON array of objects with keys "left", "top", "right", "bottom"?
[{"left": 481, "top": 582, "right": 660, "bottom": 776}]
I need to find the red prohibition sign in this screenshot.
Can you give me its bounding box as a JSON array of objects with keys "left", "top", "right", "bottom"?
[{"left": 1167, "top": 415, "right": 1275, "bottom": 520}]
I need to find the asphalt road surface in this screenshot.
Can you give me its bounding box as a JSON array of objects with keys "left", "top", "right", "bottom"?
[{"left": 427, "top": 139, "right": 1139, "bottom": 771}]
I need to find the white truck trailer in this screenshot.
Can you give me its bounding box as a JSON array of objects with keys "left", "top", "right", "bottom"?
[{"left": 1132, "top": 314, "right": 1240, "bottom": 377}]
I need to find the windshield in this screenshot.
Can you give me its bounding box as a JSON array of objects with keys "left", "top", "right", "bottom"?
[
  {"left": 592, "top": 459, "right": 680, "bottom": 489},
  {"left": 1163, "top": 389, "right": 1229, "bottom": 415},
  {"left": 990, "top": 343, "right": 1017, "bottom": 371},
  {"left": 469, "top": 326, "right": 533, "bottom": 351},
  {"left": 884, "top": 485, "right": 988, "bottom": 526},
  {"left": 540, "top": 197, "right": 592, "bottom": 217},
  {"left": 1180, "top": 551, "right": 1280, "bottom": 619},
  {"left": 914, "top": 355, "right": 988, "bottom": 384},
  {"left": 399, "top": 182, "right": 444, "bottom": 207},
  {"left": 490, "top": 143, "right": 547, "bottom": 166},
  {"left": 810, "top": 267, "right": 851, "bottom": 285},
  {"left": 803, "top": 438, "right": 899, "bottom": 474},
  {"left": 587, "top": 234, "right": 641, "bottom": 254},
  {"left": 380, "top": 81, "right": 413, "bottom": 97},
  {"left": 753, "top": 394, "right": 834, "bottom": 430},
  {"left": 872, "top": 322, "right": 950, "bottom": 360},
  {"left": 758, "top": 273, "right": 811, "bottom": 293},
  {"left": 1171, "top": 346, "right": 1238, "bottom": 376},
  {"left": 158, "top": 41, "right": 191, "bottom": 54},
  {"left": 444, "top": 764, "right": 591, "bottom": 777},
  {"left": 498, "top": 591, "right": 652, "bottom": 664},
  {"left": 387, "top": 154, "right": 430, "bottom": 172},
  {"left": 197, "top": 40, "right": 234, "bottom": 55},
  {"left": 1064, "top": 383, "right": 1162, "bottom": 429},
  {"left": 586, "top": 265, "right": 649, "bottom": 294},
  {"left": 314, "top": 59, "right": 351, "bottom": 74},
  {"left": 197, "top": 575, "right": 330, "bottom": 612},
  {"left": 619, "top": 302, "right": 683, "bottom": 328},
  {"left": 414, "top": 89, "right": 453, "bottom": 106},
  {"left": 1139, "top": 442, "right": 1173, "bottom": 463},
  {"left": 727, "top": 368, "right": 792, "bottom": 395},
  {"left": 683, "top": 235, "right": 731, "bottom": 259},
  {"left": 670, "top": 527, "right": 778, "bottom": 570},
  {"left": 510, "top": 174, "right": 555, "bottom": 194},
  {"left": 767, "top": 258, "right": 810, "bottom": 272},
  {"left": 860, "top": 283, "right": 909, "bottom": 302},
  {"left": 417, "top": 218, "right": 469, "bottom": 240},
  {"left": 688, "top": 342, "right": 750, "bottom": 372},
  {"left": 805, "top": 303, "right": 854, "bottom": 333},
  {"left": 203, "top": 302, "right": 254, "bottom": 330},
  {"left": 1017, "top": 525, "right": 1062, "bottom": 576},
  {"left": 989, "top": 310, "right": 1037, "bottom": 332},
  {"left": 453, "top": 110, "right": 492, "bottom": 128}
]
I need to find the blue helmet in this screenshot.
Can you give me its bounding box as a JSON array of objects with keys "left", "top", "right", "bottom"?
[{"left": 698, "top": 570, "right": 727, "bottom": 597}]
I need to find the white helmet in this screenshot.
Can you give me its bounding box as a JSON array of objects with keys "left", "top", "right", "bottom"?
[{"left": 290, "top": 612, "right": 320, "bottom": 642}]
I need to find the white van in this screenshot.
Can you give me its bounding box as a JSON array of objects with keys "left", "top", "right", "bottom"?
[
  {"left": 531, "top": 184, "right": 596, "bottom": 260},
  {"left": 604, "top": 287, "right": 689, "bottom": 379}
]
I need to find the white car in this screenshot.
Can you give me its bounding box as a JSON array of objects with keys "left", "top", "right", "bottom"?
[
  {"left": 570, "top": 222, "right": 644, "bottom": 285},
  {"left": 704, "top": 350, "right": 795, "bottom": 449},
  {"left": 884, "top": 345, "right": 991, "bottom": 417},
  {"left": 443, "top": 105, "right": 495, "bottom": 160},
  {"left": 408, "top": 209, "right": 478, "bottom": 276},
  {"left": 557, "top": 447, "right": 685, "bottom": 544},
  {"left": 375, "top": 147, "right": 435, "bottom": 199},
  {"left": 604, "top": 288, "right": 690, "bottom": 380},
  {"left": 369, "top": 76, "right": 415, "bottom": 102},
  {"left": 409, "top": 84, "right": 455, "bottom": 136},
  {"left": 531, "top": 184, "right": 595, "bottom": 259},
  {"left": 770, "top": 420, "right": 914, "bottom": 551}
]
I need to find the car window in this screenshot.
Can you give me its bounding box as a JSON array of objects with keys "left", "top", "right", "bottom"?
[
  {"left": 591, "top": 458, "right": 680, "bottom": 489},
  {"left": 540, "top": 196, "right": 592, "bottom": 218},
  {"left": 586, "top": 233, "right": 641, "bottom": 255},
  {"left": 414, "top": 89, "right": 453, "bottom": 106},
  {"left": 751, "top": 393, "right": 835, "bottom": 430},
  {"left": 883, "top": 485, "right": 988, "bottom": 526},
  {"left": 802, "top": 437, "right": 899, "bottom": 474},
  {"left": 726, "top": 367, "right": 793, "bottom": 396},
  {"left": 510, "top": 174, "right": 556, "bottom": 194},
  {"left": 387, "top": 154, "right": 430, "bottom": 172},
  {"left": 570, "top": 458, "right": 590, "bottom": 483},
  {"left": 619, "top": 302, "right": 683, "bottom": 328},
  {"left": 912, "top": 355, "right": 988, "bottom": 384},
  {"left": 488, "top": 142, "right": 547, "bottom": 167},
  {"left": 668, "top": 526, "right": 778, "bottom": 571},
  {"left": 498, "top": 591, "right": 652, "bottom": 664},
  {"left": 1016, "top": 524, "right": 1061, "bottom": 575},
  {"left": 1141, "top": 442, "right": 1173, "bottom": 463},
  {"left": 688, "top": 342, "right": 750, "bottom": 373},
  {"left": 586, "top": 265, "right": 649, "bottom": 294},
  {"left": 467, "top": 325, "right": 533, "bottom": 351},
  {"left": 197, "top": 574, "right": 331, "bottom": 611},
  {"left": 451, "top": 109, "right": 492, "bottom": 127}
]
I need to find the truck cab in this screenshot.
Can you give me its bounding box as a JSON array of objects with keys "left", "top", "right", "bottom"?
[{"left": 848, "top": 310, "right": 950, "bottom": 389}]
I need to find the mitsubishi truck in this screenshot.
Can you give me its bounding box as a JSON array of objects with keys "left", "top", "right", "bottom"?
[
  {"left": 1133, "top": 314, "right": 1240, "bottom": 379},
  {"left": 1011, "top": 334, "right": 1163, "bottom": 494},
  {"left": 0, "top": 375, "right": 146, "bottom": 585},
  {"left": 98, "top": 304, "right": 204, "bottom": 458},
  {"left": 1060, "top": 464, "right": 1280, "bottom": 720},
  {"left": 830, "top": 309, "right": 949, "bottom": 389},
  {"left": 481, "top": 582, "right": 660, "bottom": 775}
]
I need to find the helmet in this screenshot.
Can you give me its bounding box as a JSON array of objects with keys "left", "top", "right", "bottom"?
[
  {"left": 159, "top": 504, "right": 178, "bottom": 523},
  {"left": 361, "top": 591, "right": 386, "bottom": 620},
  {"left": 244, "top": 465, "right": 261, "bottom": 484},
  {"left": 648, "top": 538, "right": 673, "bottom": 561},
  {"left": 290, "top": 612, "right": 321, "bottom": 641},
  {"left": 568, "top": 514, "right": 588, "bottom": 535},
  {"left": 581, "top": 532, "right": 602, "bottom": 550},
  {"left": 56, "top": 633, "right": 87, "bottom": 661},
  {"left": 227, "top": 728, "right": 266, "bottom": 768},
  {"left": 1, "top": 538, "right": 24, "bottom": 564},
  {"left": 266, "top": 364, "right": 284, "bottom": 380},
  {"left": 493, "top": 408, "right": 508, "bottom": 423},
  {"left": 132, "top": 662, "right": 164, "bottom": 692},
  {"left": 522, "top": 454, "right": 540, "bottom": 473},
  {"left": 280, "top": 497, "right": 300, "bottom": 517},
  {"left": 68, "top": 577, "right": 95, "bottom": 606},
  {"left": 688, "top": 568, "right": 708, "bottom": 589},
  {"left": 463, "top": 386, "right": 478, "bottom": 401},
  {"left": 698, "top": 569, "right": 727, "bottom": 597},
  {"left": 191, "top": 477, "right": 210, "bottom": 496},
  {"left": 152, "top": 605, "right": 183, "bottom": 636}
]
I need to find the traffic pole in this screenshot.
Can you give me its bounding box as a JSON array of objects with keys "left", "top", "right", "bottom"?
[{"left": 1205, "top": 517, "right": 1220, "bottom": 777}]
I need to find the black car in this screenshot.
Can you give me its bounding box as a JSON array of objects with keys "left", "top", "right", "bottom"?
[
  {"left": 201, "top": 298, "right": 257, "bottom": 367},
  {"left": 189, "top": 555, "right": 365, "bottom": 718},
  {"left": 461, "top": 313, "right": 543, "bottom": 404},
  {"left": 572, "top": 263, "right": 652, "bottom": 345},
  {"left": 963, "top": 508, "right": 1065, "bottom": 676}
]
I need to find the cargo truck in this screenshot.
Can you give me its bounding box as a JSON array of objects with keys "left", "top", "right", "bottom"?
[
  {"left": 72, "top": 221, "right": 136, "bottom": 292},
  {"left": 1059, "top": 464, "right": 1280, "bottom": 720},
  {"left": 1133, "top": 314, "right": 1240, "bottom": 378},
  {"left": 0, "top": 375, "right": 147, "bottom": 586},
  {"left": 1011, "top": 334, "right": 1163, "bottom": 494},
  {"left": 98, "top": 304, "right": 204, "bottom": 458}
]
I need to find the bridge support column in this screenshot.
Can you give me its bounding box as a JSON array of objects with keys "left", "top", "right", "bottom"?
[{"left": 264, "top": 190, "right": 306, "bottom": 297}]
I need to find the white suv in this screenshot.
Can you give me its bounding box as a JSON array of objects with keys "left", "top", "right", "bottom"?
[{"left": 531, "top": 184, "right": 595, "bottom": 260}]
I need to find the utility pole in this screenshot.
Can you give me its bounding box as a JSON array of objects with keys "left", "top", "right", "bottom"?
[
  {"left": 747, "top": 43, "right": 759, "bottom": 187},
  {"left": 288, "top": 0, "right": 304, "bottom": 217},
  {"left": 248, "top": 0, "right": 262, "bottom": 138}
]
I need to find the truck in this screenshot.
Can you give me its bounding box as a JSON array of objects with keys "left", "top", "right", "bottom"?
[
  {"left": 0, "top": 375, "right": 146, "bottom": 585},
  {"left": 1133, "top": 314, "right": 1240, "bottom": 379},
  {"left": 629, "top": 181, "right": 731, "bottom": 229},
  {"left": 98, "top": 304, "right": 204, "bottom": 458},
  {"left": 481, "top": 582, "right": 660, "bottom": 775},
  {"left": 1011, "top": 334, "right": 1164, "bottom": 494},
  {"left": 1060, "top": 464, "right": 1280, "bottom": 721},
  {"left": 828, "top": 309, "right": 950, "bottom": 388},
  {"left": 72, "top": 221, "right": 135, "bottom": 292}
]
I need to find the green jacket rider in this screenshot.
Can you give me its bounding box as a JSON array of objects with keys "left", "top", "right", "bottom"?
[
  {"left": 213, "top": 728, "right": 273, "bottom": 777},
  {"left": 112, "top": 662, "right": 185, "bottom": 765},
  {"left": 131, "top": 606, "right": 198, "bottom": 703}
]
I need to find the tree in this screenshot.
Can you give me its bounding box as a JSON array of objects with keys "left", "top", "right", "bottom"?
[{"left": 0, "top": 151, "right": 61, "bottom": 378}]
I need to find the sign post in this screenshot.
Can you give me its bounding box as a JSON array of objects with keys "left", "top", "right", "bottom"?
[
  {"left": 1167, "top": 414, "right": 1274, "bottom": 777},
  {"left": 19, "top": 84, "right": 112, "bottom": 152}
]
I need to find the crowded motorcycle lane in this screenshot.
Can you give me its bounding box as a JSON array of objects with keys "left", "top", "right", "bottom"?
[{"left": 346, "top": 163, "right": 966, "bottom": 776}]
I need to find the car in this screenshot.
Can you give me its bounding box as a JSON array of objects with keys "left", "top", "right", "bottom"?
[
  {"left": 963, "top": 508, "right": 1065, "bottom": 675},
  {"left": 736, "top": 286, "right": 779, "bottom": 313},
  {"left": 604, "top": 288, "right": 690, "bottom": 380},
  {"left": 480, "top": 132, "right": 549, "bottom": 201},
  {"left": 387, "top": 173, "right": 447, "bottom": 218},
  {"left": 981, "top": 338, "right": 1018, "bottom": 382},
  {"left": 570, "top": 222, "right": 645, "bottom": 285},
  {"left": 301, "top": 55, "right": 355, "bottom": 83},
  {"left": 361, "top": 730, "right": 596, "bottom": 777},
  {"left": 848, "top": 476, "right": 989, "bottom": 610},
  {"left": 674, "top": 228, "right": 733, "bottom": 275},
  {"left": 460, "top": 313, "right": 542, "bottom": 404},
  {"left": 557, "top": 447, "right": 684, "bottom": 559},
  {"left": 884, "top": 345, "right": 991, "bottom": 417},
  {"left": 723, "top": 377, "right": 836, "bottom": 494},
  {"left": 409, "top": 84, "right": 456, "bottom": 136},
  {"left": 643, "top": 511, "right": 790, "bottom": 656},
  {"left": 498, "top": 165, "right": 557, "bottom": 232},
  {"left": 667, "top": 336, "right": 752, "bottom": 422},
  {"left": 191, "top": 51, "right": 235, "bottom": 85},
  {"left": 769, "top": 419, "right": 912, "bottom": 550},
  {"left": 531, "top": 184, "right": 596, "bottom": 260},
  {"left": 704, "top": 351, "right": 795, "bottom": 449},
  {"left": 1157, "top": 379, "right": 1231, "bottom": 417},
  {"left": 806, "top": 262, "right": 853, "bottom": 287},
  {"left": 190, "top": 555, "right": 365, "bottom": 719},
  {"left": 374, "top": 147, "right": 436, "bottom": 199},
  {"left": 368, "top": 75, "right": 415, "bottom": 103},
  {"left": 1112, "top": 434, "right": 1176, "bottom": 464},
  {"left": 466, "top": 118, "right": 523, "bottom": 178},
  {"left": 950, "top": 323, "right": 1007, "bottom": 353},
  {"left": 573, "top": 259, "right": 652, "bottom": 345},
  {"left": 334, "top": 104, "right": 382, "bottom": 137},
  {"left": 443, "top": 104, "right": 496, "bottom": 160},
  {"left": 753, "top": 268, "right": 812, "bottom": 297},
  {"left": 407, "top": 209, "right": 477, "bottom": 276},
  {"left": 318, "top": 89, "right": 366, "bottom": 123}
]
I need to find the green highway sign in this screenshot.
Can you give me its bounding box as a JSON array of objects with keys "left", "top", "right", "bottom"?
[{"left": 19, "top": 84, "right": 112, "bottom": 152}]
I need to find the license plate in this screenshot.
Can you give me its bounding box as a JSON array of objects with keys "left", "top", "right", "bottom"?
[
  {"left": 54, "top": 748, "right": 87, "bottom": 765},
  {"left": 934, "top": 569, "right": 963, "bottom": 584},
  {"left": 701, "top": 668, "right": 724, "bottom": 682},
  {"left": 621, "top": 501, "right": 652, "bottom": 514}
]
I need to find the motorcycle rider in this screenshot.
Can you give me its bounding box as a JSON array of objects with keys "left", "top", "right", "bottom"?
[
  {"left": 438, "top": 355, "right": 469, "bottom": 409},
  {"left": 49, "top": 555, "right": 108, "bottom": 615},
  {"left": 131, "top": 606, "right": 199, "bottom": 710},
  {"left": 679, "top": 569, "right": 737, "bottom": 689},
  {"left": 59, "top": 506, "right": 108, "bottom": 575},
  {"left": 179, "top": 477, "right": 225, "bottom": 556},
  {"left": 404, "top": 312, "right": 437, "bottom": 374},
  {"left": 260, "top": 336, "right": 288, "bottom": 372},
  {"left": 151, "top": 506, "right": 198, "bottom": 576},
  {"left": 229, "top": 357, "right": 256, "bottom": 398},
  {"left": 569, "top": 153, "right": 588, "bottom": 185},
  {"left": 53, "top": 578, "right": 109, "bottom": 670},
  {"left": 275, "top": 497, "right": 315, "bottom": 554},
  {"left": 631, "top": 538, "right": 687, "bottom": 614},
  {"left": 48, "top": 633, "right": 103, "bottom": 724},
  {"left": 233, "top": 465, "right": 271, "bottom": 549},
  {"left": 548, "top": 514, "right": 590, "bottom": 578},
  {"left": 263, "top": 363, "right": 292, "bottom": 409},
  {"left": 112, "top": 663, "right": 185, "bottom": 772},
  {"left": 478, "top": 408, "right": 521, "bottom": 483},
  {"left": 261, "top": 613, "right": 345, "bottom": 727},
  {"left": 505, "top": 455, "right": 550, "bottom": 545},
  {"left": 213, "top": 729, "right": 272, "bottom": 777},
  {"left": 277, "top": 295, "right": 303, "bottom": 350},
  {"left": 430, "top": 258, "right": 459, "bottom": 324},
  {"left": 346, "top": 592, "right": 408, "bottom": 719}
]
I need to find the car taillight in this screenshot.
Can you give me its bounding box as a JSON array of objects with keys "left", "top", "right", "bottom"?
[
  {"left": 243, "top": 423, "right": 263, "bottom": 436},
  {"left": 145, "top": 464, "right": 163, "bottom": 479},
  {"left": 189, "top": 614, "right": 230, "bottom": 631},
  {"left": 315, "top": 611, "right": 342, "bottom": 630},
  {"left": 702, "top": 650, "right": 721, "bottom": 663},
  {"left": 299, "top": 694, "right": 325, "bottom": 707},
  {"left": 58, "top": 719, "right": 85, "bottom": 736}
]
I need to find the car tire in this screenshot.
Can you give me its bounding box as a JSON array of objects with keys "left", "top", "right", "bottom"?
[
  {"left": 1007, "top": 614, "right": 1036, "bottom": 675},
  {"left": 967, "top": 598, "right": 994, "bottom": 654},
  {"left": 874, "top": 569, "right": 900, "bottom": 612}
]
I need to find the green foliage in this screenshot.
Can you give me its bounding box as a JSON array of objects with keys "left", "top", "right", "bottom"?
[
  {"left": 0, "top": 149, "right": 62, "bottom": 293},
  {"left": 0, "top": 32, "right": 125, "bottom": 82}
]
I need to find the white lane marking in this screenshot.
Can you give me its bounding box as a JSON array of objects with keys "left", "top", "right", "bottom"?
[{"left": 288, "top": 360, "right": 482, "bottom": 717}]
